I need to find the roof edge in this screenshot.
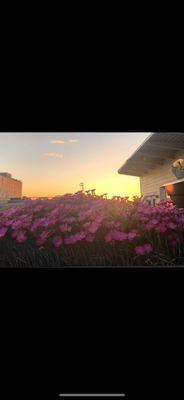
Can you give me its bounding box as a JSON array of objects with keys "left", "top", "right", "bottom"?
[{"left": 118, "top": 132, "right": 154, "bottom": 174}]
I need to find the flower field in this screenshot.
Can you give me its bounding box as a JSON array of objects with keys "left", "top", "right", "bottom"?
[{"left": 0, "top": 193, "right": 184, "bottom": 267}]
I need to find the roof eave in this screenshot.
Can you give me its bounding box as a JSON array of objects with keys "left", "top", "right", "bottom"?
[{"left": 118, "top": 132, "right": 184, "bottom": 176}]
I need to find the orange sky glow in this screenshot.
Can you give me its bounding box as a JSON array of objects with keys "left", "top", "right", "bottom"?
[{"left": 0, "top": 133, "right": 150, "bottom": 199}]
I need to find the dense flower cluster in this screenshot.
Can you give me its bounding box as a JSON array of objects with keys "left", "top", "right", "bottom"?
[{"left": 0, "top": 193, "right": 184, "bottom": 266}]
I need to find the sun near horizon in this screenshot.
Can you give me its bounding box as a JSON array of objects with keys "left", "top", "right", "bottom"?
[{"left": 0, "top": 133, "right": 150, "bottom": 199}]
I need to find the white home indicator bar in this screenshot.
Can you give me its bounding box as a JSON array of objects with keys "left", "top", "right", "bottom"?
[{"left": 59, "top": 395, "right": 125, "bottom": 398}]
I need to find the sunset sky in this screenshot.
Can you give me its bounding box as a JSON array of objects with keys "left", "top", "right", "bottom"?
[{"left": 0, "top": 133, "right": 150, "bottom": 198}]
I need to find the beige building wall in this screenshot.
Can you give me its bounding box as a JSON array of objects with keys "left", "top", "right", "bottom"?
[
  {"left": 0, "top": 174, "right": 22, "bottom": 199},
  {"left": 140, "top": 150, "right": 184, "bottom": 198}
]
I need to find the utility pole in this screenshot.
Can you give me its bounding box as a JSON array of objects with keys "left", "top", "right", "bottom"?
[{"left": 79, "top": 182, "right": 84, "bottom": 192}]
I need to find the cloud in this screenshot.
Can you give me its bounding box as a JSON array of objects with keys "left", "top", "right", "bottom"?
[
  {"left": 51, "top": 139, "right": 65, "bottom": 144},
  {"left": 69, "top": 139, "right": 78, "bottom": 143},
  {"left": 44, "top": 152, "right": 64, "bottom": 159}
]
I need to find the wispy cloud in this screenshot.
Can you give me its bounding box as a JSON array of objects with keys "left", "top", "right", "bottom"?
[
  {"left": 44, "top": 152, "right": 64, "bottom": 159},
  {"left": 51, "top": 139, "right": 65, "bottom": 144},
  {"left": 69, "top": 139, "right": 78, "bottom": 143}
]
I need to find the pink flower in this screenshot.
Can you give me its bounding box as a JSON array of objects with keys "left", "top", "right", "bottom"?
[
  {"left": 59, "top": 223, "right": 71, "bottom": 232},
  {"left": 11, "top": 216, "right": 32, "bottom": 230},
  {"left": 4, "top": 219, "right": 15, "bottom": 227},
  {"left": 53, "top": 236, "right": 63, "bottom": 248},
  {"left": 112, "top": 230, "right": 128, "bottom": 241},
  {"left": 0, "top": 226, "right": 8, "bottom": 238},
  {"left": 105, "top": 221, "right": 121, "bottom": 229},
  {"left": 145, "top": 219, "right": 159, "bottom": 231},
  {"left": 64, "top": 231, "right": 86, "bottom": 245},
  {"left": 12, "top": 230, "right": 19, "bottom": 239},
  {"left": 63, "top": 216, "right": 76, "bottom": 224},
  {"left": 30, "top": 218, "right": 45, "bottom": 232},
  {"left": 34, "top": 205, "right": 44, "bottom": 212},
  {"left": 144, "top": 243, "right": 153, "bottom": 254},
  {"left": 104, "top": 230, "right": 127, "bottom": 242},
  {"left": 104, "top": 232, "right": 112, "bottom": 242},
  {"left": 177, "top": 215, "right": 184, "bottom": 224},
  {"left": 36, "top": 231, "right": 51, "bottom": 246},
  {"left": 75, "top": 231, "right": 86, "bottom": 240},
  {"left": 135, "top": 243, "right": 153, "bottom": 255},
  {"left": 127, "top": 230, "right": 139, "bottom": 240},
  {"left": 135, "top": 245, "right": 145, "bottom": 255},
  {"left": 88, "top": 222, "right": 100, "bottom": 233},
  {"left": 149, "top": 219, "right": 158, "bottom": 225},
  {"left": 83, "top": 222, "right": 91, "bottom": 228},
  {"left": 16, "top": 231, "right": 27, "bottom": 243},
  {"left": 168, "top": 222, "right": 177, "bottom": 229},
  {"left": 155, "top": 224, "right": 167, "bottom": 233},
  {"left": 64, "top": 235, "right": 77, "bottom": 245},
  {"left": 11, "top": 220, "right": 24, "bottom": 230}
]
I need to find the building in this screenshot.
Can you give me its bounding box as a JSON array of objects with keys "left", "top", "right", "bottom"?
[
  {"left": 0, "top": 172, "right": 22, "bottom": 200},
  {"left": 118, "top": 133, "right": 184, "bottom": 205}
]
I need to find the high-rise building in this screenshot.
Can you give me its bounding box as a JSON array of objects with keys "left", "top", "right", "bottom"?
[{"left": 0, "top": 172, "right": 22, "bottom": 199}]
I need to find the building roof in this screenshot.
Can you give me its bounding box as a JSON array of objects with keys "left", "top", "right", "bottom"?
[
  {"left": 0, "top": 172, "right": 22, "bottom": 182},
  {"left": 118, "top": 132, "right": 184, "bottom": 177}
]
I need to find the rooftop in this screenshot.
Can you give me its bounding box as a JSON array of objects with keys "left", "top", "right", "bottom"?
[
  {"left": 118, "top": 132, "right": 184, "bottom": 177},
  {"left": 0, "top": 172, "right": 22, "bottom": 182}
]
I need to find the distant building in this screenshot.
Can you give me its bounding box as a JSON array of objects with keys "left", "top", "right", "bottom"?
[
  {"left": 118, "top": 133, "right": 184, "bottom": 205},
  {"left": 0, "top": 172, "right": 22, "bottom": 199}
]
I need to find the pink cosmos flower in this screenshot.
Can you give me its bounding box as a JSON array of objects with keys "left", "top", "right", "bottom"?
[
  {"left": 83, "top": 222, "right": 91, "bottom": 228},
  {"left": 12, "top": 230, "right": 19, "bottom": 239},
  {"left": 44, "top": 217, "right": 58, "bottom": 227},
  {"left": 2, "top": 207, "right": 18, "bottom": 218},
  {"left": 36, "top": 231, "right": 51, "bottom": 246},
  {"left": 53, "top": 236, "right": 63, "bottom": 248},
  {"left": 149, "top": 219, "right": 158, "bottom": 225},
  {"left": 59, "top": 223, "right": 71, "bottom": 232},
  {"left": 155, "top": 224, "right": 167, "bottom": 233},
  {"left": 64, "top": 236, "right": 76, "bottom": 245},
  {"left": 104, "top": 232, "right": 113, "bottom": 242},
  {"left": 11, "top": 216, "right": 32, "bottom": 230},
  {"left": 4, "top": 219, "right": 15, "bottom": 227},
  {"left": 30, "top": 218, "right": 45, "bottom": 232},
  {"left": 112, "top": 230, "right": 128, "bottom": 241},
  {"left": 105, "top": 221, "right": 121, "bottom": 229},
  {"left": 64, "top": 231, "right": 86, "bottom": 244},
  {"left": 16, "top": 231, "right": 27, "bottom": 243},
  {"left": 75, "top": 231, "right": 86, "bottom": 240},
  {"left": 34, "top": 205, "right": 44, "bottom": 212},
  {"left": 135, "top": 243, "right": 153, "bottom": 255},
  {"left": 167, "top": 222, "right": 177, "bottom": 229},
  {"left": 104, "top": 230, "right": 128, "bottom": 242},
  {"left": 127, "top": 230, "right": 139, "bottom": 240},
  {"left": 63, "top": 216, "right": 76, "bottom": 224},
  {"left": 88, "top": 222, "right": 100, "bottom": 233},
  {"left": 135, "top": 245, "right": 145, "bottom": 255},
  {"left": 145, "top": 219, "right": 159, "bottom": 231},
  {"left": 177, "top": 215, "right": 184, "bottom": 224},
  {"left": 0, "top": 226, "right": 8, "bottom": 238},
  {"left": 144, "top": 243, "right": 153, "bottom": 254},
  {"left": 11, "top": 220, "right": 24, "bottom": 230}
]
